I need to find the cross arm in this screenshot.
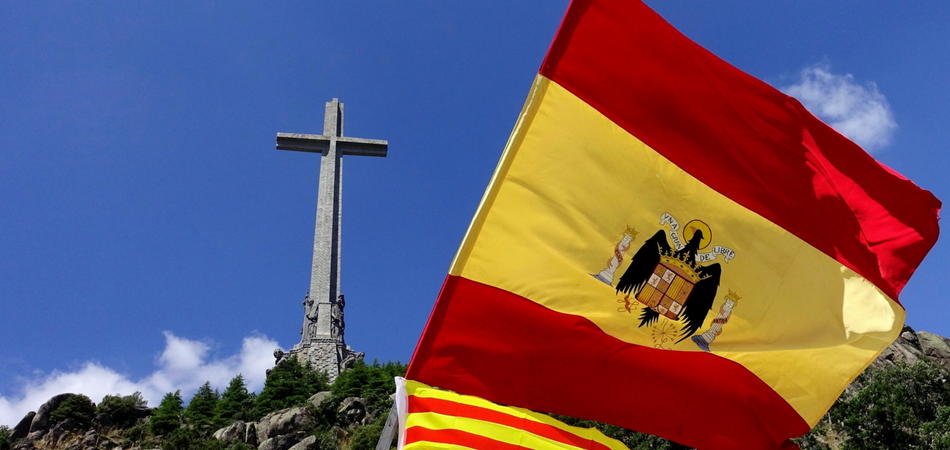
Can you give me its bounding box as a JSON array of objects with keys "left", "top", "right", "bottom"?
[
  {"left": 276, "top": 133, "right": 387, "bottom": 157},
  {"left": 276, "top": 133, "right": 331, "bottom": 154},
  {"left": 336, "top": 136, "right": 387, "bottom": 157}
]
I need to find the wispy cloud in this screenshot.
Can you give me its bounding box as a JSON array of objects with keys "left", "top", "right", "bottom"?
[
  {"left": 782, "top": 65, "right": 897, "bottom": 152},
  {"left": 0, "top": 332, "right": 277, "bottom": 427}
]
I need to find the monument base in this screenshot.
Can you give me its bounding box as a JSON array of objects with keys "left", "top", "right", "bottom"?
[{"left": 274, "top": 340, "right": 364, "bottom": 382}]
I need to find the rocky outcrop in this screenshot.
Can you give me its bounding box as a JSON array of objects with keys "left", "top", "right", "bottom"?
[
  {"left": 246, "top": 421, "right": 259, "bottom": 448},
  {"left": 259, "top": 431, "right": 308, "bottom": 450},
  {"left": 337, "top": 397, "right": 366, "bottom": 427},
  {"left": 29, "top": 393, "right": 74, "bottom": 434},
  {"left": 45, "top": 418, "right": 80, "bottom": 447},
  {"left": 255, "top": 407, "right": 314, "bottom": 445},
  {"left": 11, "top": 411, "right": 35, "bottom": 441},
  {"left": 871, "top": 325, "right": 950, "bottom": 371},
  {"left": 213, "top": 420, "right": 247, "bottom": 443},
  {"left": 210, "top": 406, "right": 317, "bottom": 450},
  {"left": 307, "top": 392, "right": 332, "bottom": 409},
  {"left": 286, "top": 435, "right": 318, "bottom": 450}
]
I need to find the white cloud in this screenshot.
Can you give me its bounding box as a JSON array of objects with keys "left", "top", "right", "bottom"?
[
  {"left": 0, "top": 332, "right": 278, "bottom": 427},
  {"left": 782, "top": 65, "right": 897, "bottom": 152}
]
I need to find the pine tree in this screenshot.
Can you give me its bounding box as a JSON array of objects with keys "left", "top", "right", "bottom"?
[
  {"left": 216, "top": 374, "right": 254, "bottom": 423},
  {"left": 252, "top": 357, "right": 327, "bottom": 419},
  {"left": 185, "top": 382, "right": 219, "bottom": 428},
  {"left": 150, "top": 390, "right": 184, "bottom": 436}
]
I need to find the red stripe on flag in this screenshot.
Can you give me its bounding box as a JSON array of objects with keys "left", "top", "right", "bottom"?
[
  {"left": 409, "top": 395, "right": 614, "bottom": 450},
  {"left": 407, "top": 275, "right": 808, "bottom": 450},
  {"left": 539, "top": 0, "right": 940, "bottom": 301},
  {"left": 406, "top": 426, "right": 531, "bottom": 450}
]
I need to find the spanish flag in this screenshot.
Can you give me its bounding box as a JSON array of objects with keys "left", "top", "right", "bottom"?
[
  {"left": 406, "top": 1, "right": 941, "bottom": 449},
  {"left": 394, "top": 378, "right": 630, "bottom": 450}
]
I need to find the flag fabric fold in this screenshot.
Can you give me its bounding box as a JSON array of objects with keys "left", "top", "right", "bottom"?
[
  {"left": 406, "top": 1, "right": 941, "bottom": 449},
  {"left": 394, "top": 378, "right": 631, "bottom": 450}
]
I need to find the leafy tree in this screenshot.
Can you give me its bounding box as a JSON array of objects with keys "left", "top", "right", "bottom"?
[
  {"left": 0, "top": 425, "right": 12, "bottom": 450},
  {"left": 97, "top": 392, "right": 147, "bottom": 427},
  {"left": 49, "top": 394, "right": 96, "bottom": 429},
  {"left": 186, "top": 382, "right": 220, "bottom": 429},
  {"left": 151, "top": 391, "right": 185, "bottom": 436},
  {"left": 252, "top": 358, "right": 329, "bottom": 419},
  {"left": 832, "top": 360, "right": 950, "bottom": 450},
  {"left": 921, "top": 404, "right": 950, "bottom": 450},
  {"left": 216, "top": 375, "right": 255, "bottom": 423}
]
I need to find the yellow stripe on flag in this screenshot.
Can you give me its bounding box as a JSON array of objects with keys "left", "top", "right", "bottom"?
[{"left": 399, "top": 379, "right": 630, "bottom": 450}]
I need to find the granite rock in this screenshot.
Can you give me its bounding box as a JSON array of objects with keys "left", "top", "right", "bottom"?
[
  {"left": 11, "top": 411, "right": 35, "bottom": 441},
  {"left": 255, "top": 407, "right": 314, "bottom": 444},
  {"left": 258, "top": 431, "right": 307, "bottom": 450},
  {"left": 30, "top": 393, "right": 74, "bottom": 433}
]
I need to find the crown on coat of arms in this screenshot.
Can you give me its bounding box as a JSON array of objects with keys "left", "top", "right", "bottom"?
[{"left": 658, "top": 247, "right": 711, "bottom": 282}]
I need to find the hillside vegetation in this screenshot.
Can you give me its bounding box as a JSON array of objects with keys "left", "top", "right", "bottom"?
[{"left": 6, "top": 326, "right": 950, "bottom": 450}]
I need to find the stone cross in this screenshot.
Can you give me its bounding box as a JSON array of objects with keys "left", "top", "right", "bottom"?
[{"left": 276, "top": 98, "right": 385, "bottom": 378}]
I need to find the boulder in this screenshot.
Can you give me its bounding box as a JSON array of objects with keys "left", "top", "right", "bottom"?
[
  {"left": 46, "top": 418, "right": 79, "bottom": 446},
  {"left": 870, "top": 326, "right": 923, "bottom": 371},
  {"left": 337, "top": 397, "right": 366, "bottom": 426},
  {"left": 307, "top": 391, "right": 332, "bottom": 409},
  {"left": 286, "top": 435, "right": 318, "bottom": 450},
  {"left": 30, "top": 393, "right": 75, "bottom": 433},
  {"left": 213, "top": 421, "right": 246, "bottom": 443},
  {"left": 11, "top": 411, "right": 35, "bottom": 441},
  {"left": 919, "top": 331, "right": 950, "bottom": 372},
  {"left": 82, "top": 429, "right": 98, "bottom": 447},
  {"left": 25, "top": 431, "right": 44, "bottom": 443},
  {"left": 257, "top": 431, "right": 307, "bottom": 450},
  {"left": 93, "top": 412, "right": 113, "bottom": 430},
  {"left": 130, "top": 406, "right": 153, "bottom": 420},
  {"left": 245, "top": 421, "right": 259, "bottom": 447},
  {"left": 255, "top": 407, "right": 314, "bottom": 444}
]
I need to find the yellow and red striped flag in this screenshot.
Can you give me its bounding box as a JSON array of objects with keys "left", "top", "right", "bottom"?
[
  {"left": 393, "top": 378, "right": 630, "bottom": 450},
  {"left": 406, "top": 1, "right": 941, "bottom": 449}
]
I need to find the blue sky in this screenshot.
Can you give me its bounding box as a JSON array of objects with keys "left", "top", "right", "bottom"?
[{"left": 1, "top": 1, "right": 947, "bottom": 426}]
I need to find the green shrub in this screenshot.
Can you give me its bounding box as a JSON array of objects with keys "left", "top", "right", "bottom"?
[
  {"left": 311, "top": 430, "right": 338, "bottom": 450},
  {"left": 121, "top": 422, "right": 149, "bottom": 447},
  {"left": 98, "top": 392, "right": 147, "bottom": 427},
  {"left": 349, "top": 414, "right": 389, "bottom": 450},
  {"left": 49, "top": 394, "right": 96, "bottom": 429},
  {"left": 0, "top": 425, "right": 12, "bottom": 450}
]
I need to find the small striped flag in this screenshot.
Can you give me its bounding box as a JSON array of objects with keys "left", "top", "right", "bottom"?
[{"left": 393, "top": 378, "right": 630, "bottom": 450}]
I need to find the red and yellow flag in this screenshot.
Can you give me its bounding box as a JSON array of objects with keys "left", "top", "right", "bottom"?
[
  {"left": 407, "top": 1, "right": 941, "bottom": 449},
  {"left": 394, "top": 378, "right": 630, "bottom": 450}
]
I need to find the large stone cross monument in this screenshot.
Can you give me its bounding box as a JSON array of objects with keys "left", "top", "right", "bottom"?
[{"left": 273, "top": 98, "right": 386, "bottom": 380}]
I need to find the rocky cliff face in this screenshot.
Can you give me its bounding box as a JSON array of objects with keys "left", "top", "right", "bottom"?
[{"left": 873, "top": 325, "right": 950, "bottom": 372}]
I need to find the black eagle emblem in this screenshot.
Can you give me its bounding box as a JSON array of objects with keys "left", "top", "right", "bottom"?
[{"left": 616, "top": 229, "right": 721, "bottom": 343}]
